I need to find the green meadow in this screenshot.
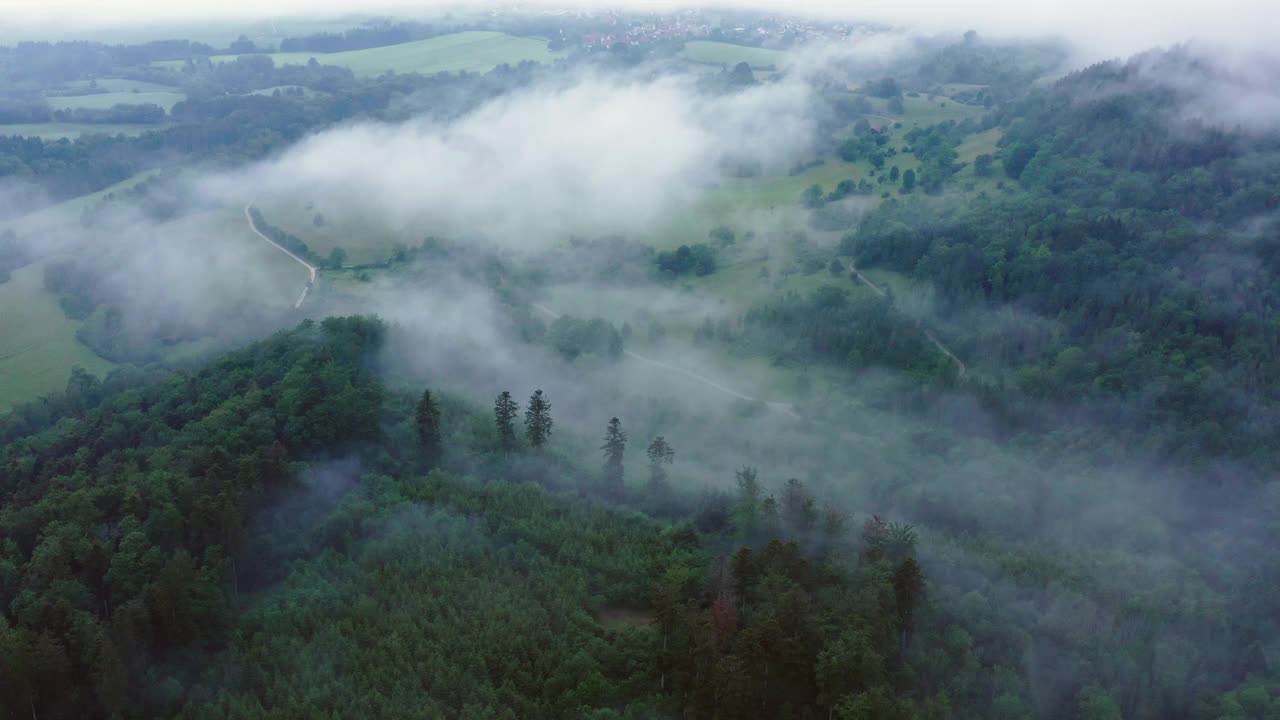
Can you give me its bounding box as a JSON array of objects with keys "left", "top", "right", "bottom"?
[
  {"left": 0, "top": 263, "right": 115, "bottom": 413},
  {"left": 47, "top": 91, "right": 187, "bottom": 112},
  {"left": 0, "top": 123, "right": 156, "bottom": 140},
  {"left": 680, "top": 41, "right": 787, "bottom": 69},
  {"left": 155, "top": 31, "right": 565, "bottom": 77}
]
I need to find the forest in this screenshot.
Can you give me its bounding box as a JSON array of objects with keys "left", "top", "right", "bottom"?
[
  {"left": 2, "top": 9, "right": 1280, "bottom": 720},
  {"left": 0, "top": 318, "right": 951, "bottom": 719}
]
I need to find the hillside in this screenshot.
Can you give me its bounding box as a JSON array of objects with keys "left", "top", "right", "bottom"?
[{"left": 0, "top": 317, "right": 941, "bottom": 719}]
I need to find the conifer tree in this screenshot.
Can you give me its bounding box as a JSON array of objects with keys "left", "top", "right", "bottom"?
[
  {"left": 601, "top": 417, "right": 627, "bottom": 498},
  {"left": 494, "top": 391, "right": 519, "bottom": 452},
  {"left": 415, "top": 388, "right": 443, "bottom": 467},
  {"left": 646, "top": 436, "right": 675, "bottom": 487},
  {"left": 893, "top": 557, "right": 925, "bottom": 654},
  {"left": 524, "top": 389, "right": 553, "bottom": 449}
]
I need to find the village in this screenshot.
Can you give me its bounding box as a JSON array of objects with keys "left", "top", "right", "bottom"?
[{"left": 509, "top": 5, "right": 862, "bottom": 50}]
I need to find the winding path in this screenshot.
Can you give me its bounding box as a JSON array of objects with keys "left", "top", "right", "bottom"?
[
  {"left": 530, "top": 302, "right": 801, "bottom": 420},
  {"left": 846, "top": 261, "right": 968, "bottom": 379},
  {"left": 244, "top": 203, "right": 318, "bottom": 309}
]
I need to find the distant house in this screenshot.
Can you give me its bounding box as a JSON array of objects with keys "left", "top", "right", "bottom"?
[{"left": 869, "top": 124, "right": 884, "bottom": 134}]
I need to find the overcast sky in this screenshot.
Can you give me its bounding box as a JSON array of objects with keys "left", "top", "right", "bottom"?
[{"left": 3, "top": 0, "right": 1278, "bottom": 58}]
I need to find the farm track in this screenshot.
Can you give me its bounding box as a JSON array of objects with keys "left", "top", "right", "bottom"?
[
  {"left": 846, "top": 261, "right": 968, "bottom": 379},
  {"left": 244, "top": 203, "right": 317, "bottom": 308}
]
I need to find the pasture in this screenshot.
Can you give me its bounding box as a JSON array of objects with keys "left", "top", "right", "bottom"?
[
  {"left": 5, "top": 168, "right": 164, "bottom": 237},
  {"left": 680, "top": 41, "right": 787, "bottom": 70},
  {"left": 892, "top": 94, "right": 987, "bottom": 126},
  {"left": 0, "top": 123, "right": 155, "bottom": 140},
  {"left": 56, "top": 78, "right": 181, "bottom": 94},
  {"left": 156, "top": 31, "right": 565, "bottom": 77},
  {"left": 254, "top": 199, "right": 409, "bottom": 266},
  {"left": 47, "top": 91, "right": 187, "bottom": 112},
  {"left": 0, "top": 263, "right": 115, "bottom": 413},
  {"left": 249, "top": 85, "right": 329, "bottom": 98}
]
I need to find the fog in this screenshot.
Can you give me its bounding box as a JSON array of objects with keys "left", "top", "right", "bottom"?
[
  {"left": 3, "top": 13, "right": 1278, "bottom": 714},
  {"left": 208, "top": 72, "right": 814, "bottom": 248},
  {"left": 4, "top": 0, "right": 1279, "bottom": 59}
]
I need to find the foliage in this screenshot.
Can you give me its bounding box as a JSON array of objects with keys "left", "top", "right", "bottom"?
[
  {"left": 0, "top": 317, "right": 385, "bottom": 718},
  {"left": 656, "top": 243, "right": 717, "bottom": 278},
  {"left": 601, "top": 417, "right": 627, "bottom": 500},
  {"left": 415, "top": 388, "right": 443, "bottom": 468},
  {"left": 524, "top": 388, "right": 553, "bottom": 448},
  {"left": 493, "top": 390, "right": 519, "bottom": 452},
  {"left": 546, "top": 315, "right": 625, "bottom": 362}
]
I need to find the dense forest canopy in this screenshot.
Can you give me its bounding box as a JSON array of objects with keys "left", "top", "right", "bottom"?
[{"left": 1, "top": 9, "right": 1279, "bottom": 720}]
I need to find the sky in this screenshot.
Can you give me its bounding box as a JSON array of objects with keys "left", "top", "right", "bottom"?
[{"left": 3, "top": 0, "right": 1279, "bottom": 58}]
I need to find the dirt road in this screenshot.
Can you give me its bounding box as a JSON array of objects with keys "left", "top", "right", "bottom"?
[
  {"left": 244, "top": 203, "right": 317, "bottom": 309},
  {"left": 846, "top": 261, "right": 968, "bottom": 379},
  {"left": 531, "top": 302, "right": 801, "bottom": 420}
]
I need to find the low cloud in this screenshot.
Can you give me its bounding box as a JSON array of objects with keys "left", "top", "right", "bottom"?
[
  {"left": 5, "top": 0, "right": 1280, "bottom": 60},
  {"left": 206, "top": 71, "right": 815, "bottom": 251}
]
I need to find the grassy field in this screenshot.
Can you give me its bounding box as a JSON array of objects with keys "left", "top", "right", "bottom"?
[
  {"left": 5, "top": 168, "right": 164, "bottom": 237},
  {"left": 0, "top": 123, "right": 156, "bottom": 140},
  {"left": 155, "top": 31, "right": 565, "bottom": 77},
  {"left": 540, "top": 271, "right": 854, "bottom": 412},
  {"left": 0, "top": 263, "right": 115, "bottom": 413},
  {"left": 1, "top": 17, "right": 371, "bottom": 48},
  {"left": 952, "top": 127, "right": 1014, "bottom": 196},
  {"left": 164, "top": 207, "right": 311, "bottom": 311},
  {"left": 56, "top": 78, "right": 181, "bottom": 94},
  {"left": 248, "top": 85, "right": 329, "bottom": 98},
  {"left": 47, "top": 91, "right": 187, "bottom": 112},
  {"left": 893, "top": 95, "right": 987, "bottom": 126},
  {"left": 680, "top": 41, "right": 787, "bottom": 70},
  {"left": 255, "top": 198, "right": 411, "bottom": 266}
]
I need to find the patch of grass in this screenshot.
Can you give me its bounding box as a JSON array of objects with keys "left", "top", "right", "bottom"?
[
  {"left": 0, "top": 123, "right": 156, "bottom": 140},
  {"left": 5, "top": 168, "right": 165, "bottom": 237},
  {"left": 951, "top": 127, "right": 1018, "bottom": 197},
  {"left": 57, "top": 78, "right": 180, "bottom": 94},
  {"left": 937, "top": 83, "right": 990, "bottom": 95},
  {"left": 248, "top": 85, "right": 329, "bottom": 98},
  {"left": 857, "top": 267, "right": 916, "bottom": 298},
  {"left": 541, "top": 277, "right": 849, "bottom": 411},
  {"left": 158, "top": 31, "right": 566, "bottom": 77},
  {"left": 46, "top": 91, "right": 187, "bottom": 112},
  {"left": 168, "top": 207, "right": 313, "bottom": 310},
  {"left": 894, "top": 95, "right": 987, "bottom": 127},
  {"left": 955, "top": 127, "right": 1003, "bottom": 164},
  {"left": 0, "top": 263, "right": 115, "bottom": 413},
  {"left": 680, "top": 41, "right": 787, "bottom": 70},
  {"left": 46, "top": 92, "right": 184, "bottom": 112},
  {"left": 12, "top": 17, "right": 371, "bottom": 49},
  {"left": 254, "top": 199, "right": 410, "bottom": 266}
]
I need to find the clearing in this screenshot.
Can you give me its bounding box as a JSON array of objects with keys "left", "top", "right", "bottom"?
[{"left": 0, "top": 263, "right": 115, "bottom": 413}]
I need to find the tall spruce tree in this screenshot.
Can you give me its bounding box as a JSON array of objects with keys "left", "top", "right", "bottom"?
[
  {"left": 524, "top": 389, "right": 553, "bottom": 449},
  {"left": 646, "top": 436, "right": 675, "bottom": 487},
  {"left": 494, "top": 391, "right": 519, "bottom": 452},
  {"left": 415, "top": 389, "right": 443, "bottom": 468},
  {"left": 601, "top": 417, "right": 627, "bottom": 498}
]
